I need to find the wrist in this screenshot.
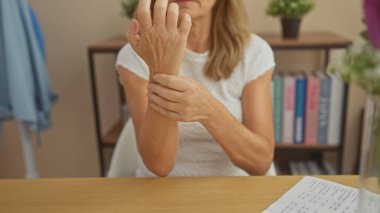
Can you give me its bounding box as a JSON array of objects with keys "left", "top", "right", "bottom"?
[
  {"left": 150, "top": 66, "right": 181, "bottom": 76},
  {"left": 201, "top": 99, "right": 227, "bottom": 129}
]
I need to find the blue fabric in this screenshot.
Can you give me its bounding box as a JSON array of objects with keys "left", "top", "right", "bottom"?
[
  {"left": 0, "top": 0, "right": 57, "bottom": 132},
  {"left": 29, "top": 5, "right": 46, "bottom": 60}
]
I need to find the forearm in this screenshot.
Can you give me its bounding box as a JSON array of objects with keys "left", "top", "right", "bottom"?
[
  {"left": 126, "top": 0, "right": 192, "bottom": 177},
  {"left": 202, "top": 101, "right": 274, "bottom": 175},
  {"left": 137, "top": 74, "right": 180, "bottom": 177},
  {"left": 138, "top": 106, "right": 179, "bottom": 177}
]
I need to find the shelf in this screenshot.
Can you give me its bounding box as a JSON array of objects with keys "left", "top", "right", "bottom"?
[
  {"left": 257, "top": 32, "right": 352, "bottom": 49},
  {"left": 88, "top": 32, "right": 353, "bottom": 54},
  {"left": 88, "top": 37, "right": 127, "bottom": 52},
  {"left": 275, "top": 144, "right": 340, "bottom": 151},
  {"left": 101, "top": 120, "right": 124, "bottom": 147}
]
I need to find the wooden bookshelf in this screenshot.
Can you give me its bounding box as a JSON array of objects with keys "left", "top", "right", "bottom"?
[
  {"left": 258, "top": 32, "right": 352, "bottom": 49},
  {"left": 88, "top": 32, "right": 352, "bottom": 52},
  {"left": 88, "top": 37, "right": 127, "bottom": 52},
  {"left": 102, "top": 120, "right": 124, "bottom": 147},
  {"left": 88, "top": 32, "right": 352, "bottom": 176},
  {"left": 275, "top": 144, "right": 340, "bottom": 151}
]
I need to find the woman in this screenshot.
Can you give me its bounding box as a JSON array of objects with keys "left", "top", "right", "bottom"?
[{"left": 115, "top": 0, "right": 275, "bottom": 177}]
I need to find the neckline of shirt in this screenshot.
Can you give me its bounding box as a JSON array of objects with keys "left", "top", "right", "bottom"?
[{"left": 184, "top": 48, "right": 209, "bottom": 61}]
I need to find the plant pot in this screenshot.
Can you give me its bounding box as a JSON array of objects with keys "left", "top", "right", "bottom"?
[
  {"left": 359, "top": 96, "right": 380, "bottom": 213},
  {"left": 281, "top": 18, "right": 302, "bottom": 39}
]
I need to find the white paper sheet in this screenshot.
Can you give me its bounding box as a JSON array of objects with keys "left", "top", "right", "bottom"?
[{"left": 263, "top": 176, "right": 360, "bottom": 213}]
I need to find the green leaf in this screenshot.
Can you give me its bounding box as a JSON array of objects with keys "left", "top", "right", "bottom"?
[
  {"left": 267, "top": 0, "right": 315, "bottom": 19},
  {"left": 121, "top": 0, "right": 139, "bottom": 19}
]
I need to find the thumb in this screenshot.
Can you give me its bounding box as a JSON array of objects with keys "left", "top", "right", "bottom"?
[{"left": 126, "top": 19, "right": 141, "bottom": 49}]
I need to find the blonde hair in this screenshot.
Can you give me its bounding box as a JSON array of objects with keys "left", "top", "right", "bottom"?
[
  {"left": 143, "top": 0, "right": 250, "bottom": 81},
  {"left": 206, "top": 0, "right": 251, "bottom": 81}
]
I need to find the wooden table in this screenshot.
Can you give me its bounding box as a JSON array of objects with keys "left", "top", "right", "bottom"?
[{"left": 0, "top": 176, "right": 358, "bottom": 213}]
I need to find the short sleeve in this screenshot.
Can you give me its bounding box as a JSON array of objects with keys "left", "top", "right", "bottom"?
[
  {"left": 115, "top": 43, "right": 150, "bottom": 80},
  {"left": 244, "top": 35, "right": 276, "bottom": 84}
]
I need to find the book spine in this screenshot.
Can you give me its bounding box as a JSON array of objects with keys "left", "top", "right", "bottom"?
[
  {"left": 297, "top": 161, "right": 310, "bottom": 175},
  {"left": 273, "top": 76, "right": 283, "bottom": 144},
  {"left": 305, "top": 76, "right": 320, "bottom": 145},
  {"left": 289, "top": 161, "right": 300, "bottom": 175},
  {"left": 323, "top": 160, "right": 337, "bottom": 175},
  {"left": 307, "top": 161, "right": 322, "bottom": 175},
  {"left": 282, "top": 76, "right": 295, "bottom": 144},
  {"left": 294, "top": 78, "right": 307, "bottom": 144},
  {"left": 327, "top": 75, "right": 345, "bottom": 145},
  {"left": 317, "top": 75, "right": 331, "bottom": 145}
]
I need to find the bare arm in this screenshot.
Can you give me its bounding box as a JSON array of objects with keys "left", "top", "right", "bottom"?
[
  {"left": 202, "top": 71, "right": 275, "bottom": 175},
  {"left": 118, "top": 68, "right": 179, "bottom": 177},
  {"left": 148, "top": 71, "right": 275, "bottom": 175},
  {"left": 121, "top": 0, "right": 192, "bottom": 176}
]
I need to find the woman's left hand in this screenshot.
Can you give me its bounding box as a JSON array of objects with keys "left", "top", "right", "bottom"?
[{"left": 147, "top": 74, "right": 218, "bottom": 122}]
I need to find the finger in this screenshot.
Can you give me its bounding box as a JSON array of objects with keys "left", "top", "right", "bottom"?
[
  {"left": 148, "top": 83, "right": 183, "bottom": 102},
  {"left": 148, "top": 92, "right": 179, "bottom": 112},
  {"left": 153, "top": 74, "right": 187, "bottom": 91},
  {"left": 179, "top": 13, "right": 192, "bottom": 36},
  {"left": 166, "top": 3, "right": 179, "bottom": 32},
  {"left": 150, "top": 103, "right": 181, "bottom": 121},
  {"left": 153, "top": 0, "right": 168, "bottom": 29},
  {"left": 126, "top": 19, "right": 141, "bottom": 48},
  {"left": 137, "top": 0, "right": 152, "bottom": 32}
]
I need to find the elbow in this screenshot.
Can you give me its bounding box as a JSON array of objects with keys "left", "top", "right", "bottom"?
[
  {"left": 255, "top": 146, "right": 275, "bottom": 175},
  {"left": 233, "top": 145, "right": 274, "bottom": 176},
  {"left": 143, "top": 159, "right": 175, "bottom": 177},
  {"left": 137, "top": 139, "right": 177, "bottom": 177},
  {"left": 232, "top": 157, "right": 270, "bottom": 176},
  {"left": 255, "top": 140, "right": 275, "bottom": 175},
  {"left": 149, "top": 165, "right": 172, "bottom": 177},
  {"left": 253, "top": 159, "right": 273, "bottom": 176},
  {"left": 240, "top": 157, "right": 273, "bottom": 176}
]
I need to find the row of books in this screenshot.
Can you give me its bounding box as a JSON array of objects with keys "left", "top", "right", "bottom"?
[
  {"left": 272, "top": 72, "right": 346, "bottom": 145},
  {"left": 287, "top": 160, "right": 337, "bottom": 175}
]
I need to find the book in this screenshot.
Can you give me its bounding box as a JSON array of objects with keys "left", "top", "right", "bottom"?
[
  {"left": 294, "top": 74, "right": 307, "bottom": 144},
  {"left": 289, "top": 161, "right": 300, "bottom": 175},
  {"left": 282, "top": 75, "right": 296, "bottom": 144},
  {"left": 322, "top": 160, "right": 337, "bottom": 175},
  {"left": 304, "top": 74, "right": 320, "bottom": 145},
  {"left": 317, "top": 73, "right": 331, "bottom": 145},
  {"left": 297, "top": 161, "right": 311, "bottom": 175},
  {"left": 272, "top": 75, "right": 284, "bottom": 144},
  {"left": 327, "top": 74, "right": 345, "bottom": 146},
  {"left": 306, "top": 161, "right": 322, "bottom": 175}
]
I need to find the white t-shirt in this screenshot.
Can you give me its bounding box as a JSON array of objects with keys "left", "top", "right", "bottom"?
[{"left": 116, "top": 34, "right": 275, "bottom": 177}]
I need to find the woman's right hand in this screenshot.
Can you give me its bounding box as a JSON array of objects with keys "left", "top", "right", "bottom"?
[{"left": 127, "top": 0, "right": 192, "bottom": 76}]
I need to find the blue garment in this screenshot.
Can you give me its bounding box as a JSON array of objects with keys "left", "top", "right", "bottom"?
[
  {"left": 0, "top": 0, "right": 57, "bottom": 131},
  {"left": 29, "top": 5, "right": 46, "bottom": 60}
]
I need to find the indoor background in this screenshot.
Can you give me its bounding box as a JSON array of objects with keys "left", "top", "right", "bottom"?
[{"left": 0, "top": 0, "right": 364, "bottom": 178}]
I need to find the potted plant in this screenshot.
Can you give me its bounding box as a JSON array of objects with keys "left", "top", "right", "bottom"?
[
  {"left": 267, "top": 0, "right": 315, "bottom": 39},
  {"left": 121, "top": 0, "right": 138, "bottom": 19},
  {"left": 329, "top": 0, "right": 380, "bottom": 212}
]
